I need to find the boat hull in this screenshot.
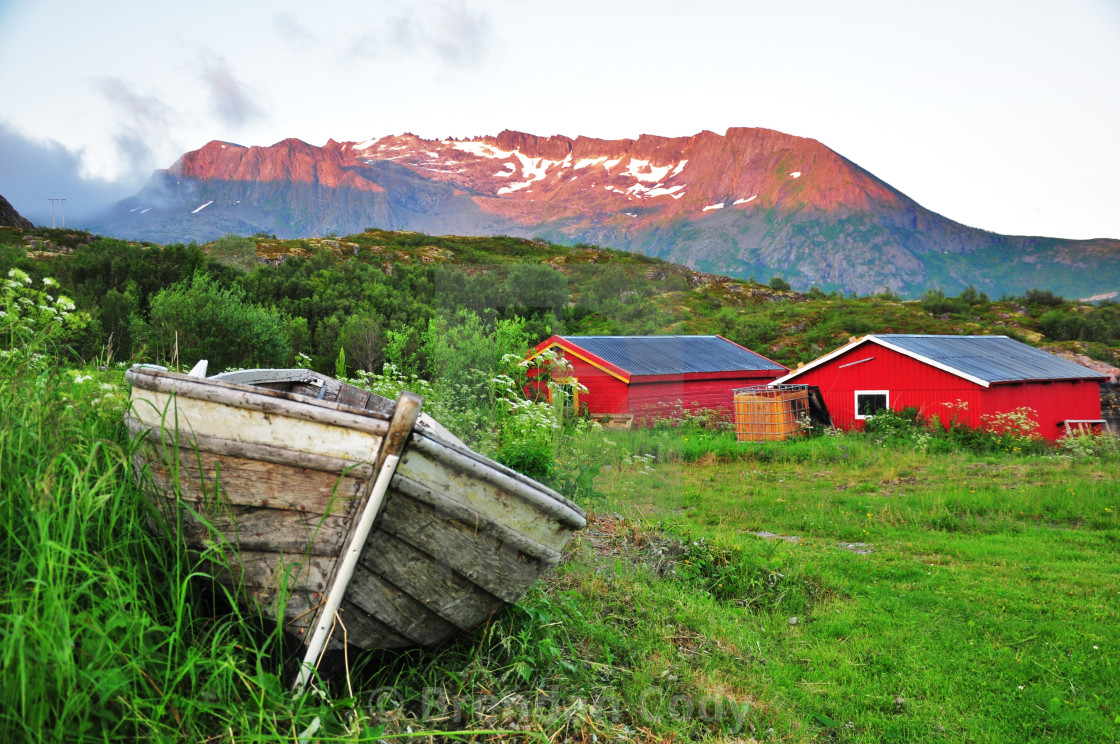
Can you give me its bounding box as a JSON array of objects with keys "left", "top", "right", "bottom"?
[{"left": 125, "top": 367, "right": 585, "bottom": 650}]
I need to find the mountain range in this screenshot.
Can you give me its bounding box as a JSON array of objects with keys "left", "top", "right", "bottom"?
[{"left": 88, "top": 128, "right": 1120, "bottom": 299}]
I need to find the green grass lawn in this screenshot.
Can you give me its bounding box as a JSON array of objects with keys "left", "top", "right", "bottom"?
[
  {"left": 574, "top": 439, "right": 1120, "bottom": 741},
  {"left": 2, "top": 349, "right": 1117, "bottom": 741}
]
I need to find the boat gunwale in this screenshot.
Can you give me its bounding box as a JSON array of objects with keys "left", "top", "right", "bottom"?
[
  {"left": 405, "top": 432, "right": 586, "bottom": 531},
  {"left": 126, "top": 366, "right": 392, "bottom": 437},
  {"left": 125, "top": 414, "right": 377, "bottom": 479}
]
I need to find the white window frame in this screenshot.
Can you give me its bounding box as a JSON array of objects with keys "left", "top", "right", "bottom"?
[{"left": 854, "top": 390, "right": 890, "bottom": 420}]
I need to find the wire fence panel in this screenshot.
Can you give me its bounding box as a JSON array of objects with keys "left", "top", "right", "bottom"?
[{"left": 733, "top": 385, "right": 810, "bottom": 442}]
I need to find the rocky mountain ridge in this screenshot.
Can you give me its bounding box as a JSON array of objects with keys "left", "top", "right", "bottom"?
[{"left": 89, "top": 128, "right": 1120, "bottom": 299}]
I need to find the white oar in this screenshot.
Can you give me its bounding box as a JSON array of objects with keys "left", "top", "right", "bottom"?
[{"left": 291, "top": 391, "right": 422, "bottom": 696}]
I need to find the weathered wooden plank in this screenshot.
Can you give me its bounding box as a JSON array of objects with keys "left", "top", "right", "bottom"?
[
  {"left": 376, "top": 494, "right": 547, "bottom": 604},
  {"left": 127, "top": 368, "right": 391, "bottom": 436},
  {"left": 128, "top": 416, "right": 376, "bottom": 479},
  {"left": 128, "top": 414, "right": 376, "bottom": 479},
  {"left": 242, "top": 586, "right": 322, "bottom": 639},
  {"left": 338, "top": 599, "right": 414, "bottom": 649},
  {"left": 345, "top": 564, "right": 459, "bottom": 647},
  {"left": 140, "top": 446, "right": 365, "bottom": 516},
  {"left": 398, "top": 437, "right": 584, "bottom": 548},
  {"left": 359, "top": 529, "right": 503, "bottom": 630},
  {"left": 207, "top": 550, "right": 336, "bottom": 595},
  {"left": 359, "top": 390, "right": 396, "bottom": 416},
  {"left": 391, "top": 474, "right": 561, "bottom": 564},
  {"left": 129, "top": 389, "right": 385, "bottom": 463},
  {"left": 159, "top": 500, "right": 350, "bottom": 556},
  {"left": 336, "top": 385, "right": 372, "bottom": 410}
]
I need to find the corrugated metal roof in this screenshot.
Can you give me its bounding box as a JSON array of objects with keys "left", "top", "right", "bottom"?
[
  {"left": 873, "top": 335, "right": 1106, "bottom": 384},
  {"left": 559, "top": 335, "right": 785, "bottom": 377}
]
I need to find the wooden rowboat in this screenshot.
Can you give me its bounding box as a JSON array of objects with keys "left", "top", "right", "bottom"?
[{"left": 124, "top": 365, "right": 585, "bottom": 671}]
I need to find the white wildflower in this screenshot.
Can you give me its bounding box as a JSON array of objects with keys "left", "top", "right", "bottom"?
[{"left": 42, "top": 277, "right": 57, "bottom": 287}]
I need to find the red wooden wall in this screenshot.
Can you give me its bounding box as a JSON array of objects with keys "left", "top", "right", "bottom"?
[
  {"left": 556, "top": 355, "right": 629, "bottom": 414},
  {"left": 980, "top": 379, "right": 1101, "bottom": 440},
  {"left": 628, "top": 372, "right": 783, "bottom": 423},
  {"left": 786, "top": 342, "right": 1101, "bottom": 441}
]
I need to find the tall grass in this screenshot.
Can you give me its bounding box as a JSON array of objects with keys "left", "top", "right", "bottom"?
[{"left": 0, "top": 333, "right": 346, "bottom": 739}]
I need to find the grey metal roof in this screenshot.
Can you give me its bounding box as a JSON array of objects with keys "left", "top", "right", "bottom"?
[
  {"left": 873, "top": 335, "right": 1106, "bottom": 384},
  {"left": 559, "top": 335, "right": 785, "bottom": 377}
]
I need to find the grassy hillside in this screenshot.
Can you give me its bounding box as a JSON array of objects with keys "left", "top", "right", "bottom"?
[{"left": 3, "top": 225, "right": 1117, "bottom": 376}]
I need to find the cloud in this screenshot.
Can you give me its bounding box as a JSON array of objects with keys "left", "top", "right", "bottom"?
[
  {"left": 96, "top": 77, "right": 173, "bottom": 177},
  {"left": 200, "top": 58, "right": 265, "bottom": 128},
  {"left": 344, "top": 2, "right": 491, "bottom": 65},
  {"left": 0, "top": 121, "right": 139, "bottom": 226},
  {"left": 97, "top": 77, "right": 172, "bottom": 131},
  {"left": 431, "top": 1, "right": 492, "bottom": 65},
  {"left": 273, "top": 12, "right": 321, "bottom": 47}
]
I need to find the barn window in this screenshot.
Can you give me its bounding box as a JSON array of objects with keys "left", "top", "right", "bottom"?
[{"left": 854, "top": 390, "right": 889, "bottom": 419}]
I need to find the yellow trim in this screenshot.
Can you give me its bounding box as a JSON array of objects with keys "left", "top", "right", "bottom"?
[
  {"left": 526, "top": 342, "right": 630, "bottom": 384},
  {"left": 553, "top": 376, "right": 580, "bottom": 410}
]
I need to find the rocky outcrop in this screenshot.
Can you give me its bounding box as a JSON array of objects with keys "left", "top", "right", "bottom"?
[{"left": 0, "top": 194, "right": 33, "bottom": 230}]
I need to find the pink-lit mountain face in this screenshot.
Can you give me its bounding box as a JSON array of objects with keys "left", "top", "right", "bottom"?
[{"left": 92, "top": 128, "right": 1120, "bottom": 298}]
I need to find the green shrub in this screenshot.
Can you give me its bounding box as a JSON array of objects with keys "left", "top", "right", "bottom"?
[
  {"left": 1021, "top": 288, "right": 1065, "bottom": 307},
  {"left": 920, "top": 288, "right": 970, "bottom": 316},
  {"left": 141, "top": 272, "right": 290, "bottom": 371},
  {"left": 207, "top": 234, "right": 258, "bottom": 272}
]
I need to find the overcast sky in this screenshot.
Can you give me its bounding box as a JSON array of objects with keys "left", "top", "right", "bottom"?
[{"left": 1, "top": 0, "right": 1117, "bottom": 239}]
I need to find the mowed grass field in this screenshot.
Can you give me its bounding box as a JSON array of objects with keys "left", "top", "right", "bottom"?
[{"left": 568, "top": 435, "right": 1120, "bottom": 741}]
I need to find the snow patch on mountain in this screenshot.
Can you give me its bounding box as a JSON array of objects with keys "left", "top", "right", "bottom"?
[
  {"left": 574, "top": 157, "right": 606, "bottom": 170},
  {"left": 498, "top": 179, "right": 534, "bottom": 195},
  {"left": 513, "top": 151, "right": 562, "bottom": 183},
  {"left": 192, "top": 201, "right": 213, "bottom": 214},
  {"left": 624, "top": 158, "right": 673, "bottom": 183},
  {"left": 645, "top": 184, "right": 686, "bottom": 198},
  {"left": 702, "top": 202, "right": 725, "bottom": 211},
  {"left": 734, "top": 195, "right": 758, "bottom": 205},
  {"left": 452, "top": 140, "right": 514, "bottom": 159}
]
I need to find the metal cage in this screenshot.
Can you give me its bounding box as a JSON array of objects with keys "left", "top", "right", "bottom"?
[{"left": 732, "top": 384, "right": 810, "bottom": 442}]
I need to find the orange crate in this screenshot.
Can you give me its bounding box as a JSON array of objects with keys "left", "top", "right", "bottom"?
[{"left": 733, "top": 385, "right": 809, "bottom": 442}]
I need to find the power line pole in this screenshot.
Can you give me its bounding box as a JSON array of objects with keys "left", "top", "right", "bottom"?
[{"left": 47, "top": 198, "right": 66, "bottom": 228}]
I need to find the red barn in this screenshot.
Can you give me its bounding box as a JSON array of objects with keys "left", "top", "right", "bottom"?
[
  {"left": 773, "top": 334, "right": 1106, "bottom": 441},
  {"left": 529, "top": 335, "right": 788, "bottom": 424}
]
